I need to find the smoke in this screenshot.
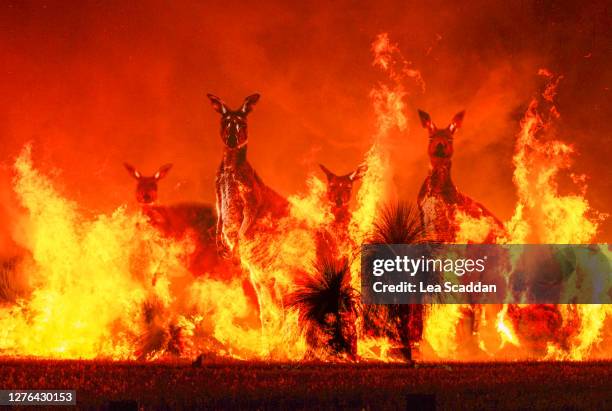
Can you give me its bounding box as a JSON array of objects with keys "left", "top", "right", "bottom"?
[{"left": 0, "top": 0, "right": 610, "bottom": 246}]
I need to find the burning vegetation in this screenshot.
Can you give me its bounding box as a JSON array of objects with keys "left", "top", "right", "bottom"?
[{"left": 0, "top": 32, "right": 609, "bottom": 364}]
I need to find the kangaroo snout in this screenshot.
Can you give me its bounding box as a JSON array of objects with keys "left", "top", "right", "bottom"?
[
  {"left": 227, "top": 134, "right": 238, "bottom": 148},
  {"left": 137, "top": 189, "right": 156, "bottom": 204}
]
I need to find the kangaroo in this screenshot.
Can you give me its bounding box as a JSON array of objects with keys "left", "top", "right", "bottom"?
[
  {"left": 207, "top": 93, "right": 288, "bottom": 257},
  {"left": 124, "top": 163, "right": 218, "bottom": 276},
  {"left": 207, "top": 94, "right": 296, "bottom": 355},
  {"left": 125, "top": 163, "right": 260, "bottom": 346},
  {"left": 416, "top": 110, "right": 504, "bottom": 244},
  {"left": 319, "top": 163, "right": 367, "bottom": 228},
  {"left": 416, "top": 110, "right": 507, "bottom": 356},
  {"left": 316, "top": 163, "right": 366, "bottom": 261}
]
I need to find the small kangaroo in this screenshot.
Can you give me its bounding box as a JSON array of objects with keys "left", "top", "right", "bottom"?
[
  {"left": 124, "top": 163, "right": 218, "bottom": 275},
  {"left": 207, "top": 93, "right": 288, "bottom": 257},
  {"left": 319, "top": 163, "right": 367, "bottom": 228},
  {"left": 316, "top": 163, "right": 366, "bottom": 261},
  {"left": 416, "top": 110, "right": 504, "bottom": 243}
]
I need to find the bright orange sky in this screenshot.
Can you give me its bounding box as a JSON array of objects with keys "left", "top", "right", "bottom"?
[{"left": 0, "top": 0, "right": 610, "bottom": 247}]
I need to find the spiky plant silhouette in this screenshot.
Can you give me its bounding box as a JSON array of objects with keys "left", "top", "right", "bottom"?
[
  {"left": 368, "top": 201, "right": 428, "bottom": 245},
  {"left": 288, "top": 257, "right": 358, "bottom": 360},
  {"left": 136, "top": 298, "right": 188, "bottom": 360},
  {"left": 363, "top": 201, "right": 437, "bottom": 360}
]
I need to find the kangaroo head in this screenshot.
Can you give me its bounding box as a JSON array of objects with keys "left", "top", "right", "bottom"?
[
  {"left": 207, "top": 93, "right": 260, "bottom": 149},
  {"left": 418, "top": 109, "right": 465, "bottom": 162},
  {"left": 319, "top": 163, "right": 367, "bottom": 209},
  {"left": 124, "top": 163, "right": 173, "bottom": 204}
]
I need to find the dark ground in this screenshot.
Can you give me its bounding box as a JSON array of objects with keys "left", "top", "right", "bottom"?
[{"left": 0, "top": 359, "right": 610, "bottom": 410}]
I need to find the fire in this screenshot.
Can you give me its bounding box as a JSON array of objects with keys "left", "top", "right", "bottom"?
[
  {"left": 1, "top": 145, "right": 190, "bottom": 358},
  {"left": 455, "top": 210, "right": 503, "bottom": 244},
  {"left": 487, "top": 70, "right": 609, "bottom": 360},
  {"left": 346, "top": 34, "right": 427, "bottom": 361},
  {"left": 356, "top": 39, "right": 610, "bottom": 362},
  {"left": 350, "top": 34, "right": 426, "bottom": 244},
  {"left": 233, "top": 177, "right": 334, "bottom": 359},
  {"left": 188, "top": 278, "right": 270, "bottom": 359},
  {"left": 496, "top": 305, "right": 519, "bottom": 348},
  {"left": 1, "top": 145, "right": 297, "bottom": 360},
  {"left": 0, "top": 36, "right": 609, "bottom": 364},
  {"left": 506, "top": 70, "right": 604, "bottom": 244},
  {"left": 553, "top": 304, "right": 612, "bottom": 360},
  {"left": 371, "top": 32, "right": 425, "bottom": 93},
  {"left": 422, "top": 305, "right": 464, "bottom": 359},
  {"left": 288, "top": 175, "right": 334, "bottom": 227},
  {"left": 358, "top": 336, "right": 393, "bottom": 362},
  {"left": 350, "top": 35, "right": 402, "bottom": 246}
]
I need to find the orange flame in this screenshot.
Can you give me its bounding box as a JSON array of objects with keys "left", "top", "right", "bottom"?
[
  {"left": 506, "top": 70, "right": 605, "bottom": 244},
  {"left": 0, "top": 41, "right": 609, "bottom": 364},
  {"left": 496, "top": 305, "right": 519, "bottom": 348},
  {"left": 0, "top": 145, "right": 191, "bottom": 358}
]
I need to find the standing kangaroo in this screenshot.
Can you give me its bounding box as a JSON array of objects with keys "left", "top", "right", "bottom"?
[
  {"left": 416, "top": 110, "right": 507, "bottom": 355},
  {"left": 207, "top": 94, "right": 299, "bottom": 356},
  {"left": 124, "top": 163, "right": 219, "bottom": 276},
  {"left": 416, "top": 110, "right": 504, "bottom": 243},
  {"left": 207, "top": 93, "right": 288, "bottom": 257},
  {"left": 316, "top": 163, "right": 366, "bottom": 261}
]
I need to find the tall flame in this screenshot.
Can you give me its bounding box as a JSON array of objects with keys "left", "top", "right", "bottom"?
[
  {"left": 351, "top": 33, "right": 429, "bottom": 362},
  {"left": 1, "top": 145, "right": 189, "bottom": 358},
  {"left": 489, "top": 71, "right": 609, "bottom": 360},
  {"left": 506, "top": 70, "right": 604, "bottom": 244},
  {"left": 350, "top": 33, "right": 424, "bottom": 245}
]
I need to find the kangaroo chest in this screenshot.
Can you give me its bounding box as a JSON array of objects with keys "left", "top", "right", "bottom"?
[
  {"left": 418, "top": 170, "right": 461, "bottom": 243},
  {"left": 219, "top": 173, "right": 244, "bottom": 234},
  {"left": 218, "top": 164, "right": 260, "bottom": 232},
  {"left": 419, "top": 175, "right": 499, "bottom": 243},
  {"left": 419, "top": 193, "right": 457, "bottom": 243}
]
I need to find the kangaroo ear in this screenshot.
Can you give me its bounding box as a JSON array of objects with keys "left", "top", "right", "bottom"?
[
  {"left": 448, "top": 111, "right": 465, "bottom": 134},
  {"left": 240, "top": 93, "right": 260, "bottom": 115},
  {"left": 207, "top": 94, "right": 228, "bottom": 115},
  {"left": 418, "top": 109, "right": 436, "bottom": 134},
  {"left": 154, "top": 163, "right": 173, "bottom": 180},
  {"left": 349, "top": 163, "right": 368, "bottom": 181},
  {"left": 319, "top": 164, "right": 335, "bottom": 180},
  {"left": 124, "top": 163, "right": 141, "bottom": 179}
]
